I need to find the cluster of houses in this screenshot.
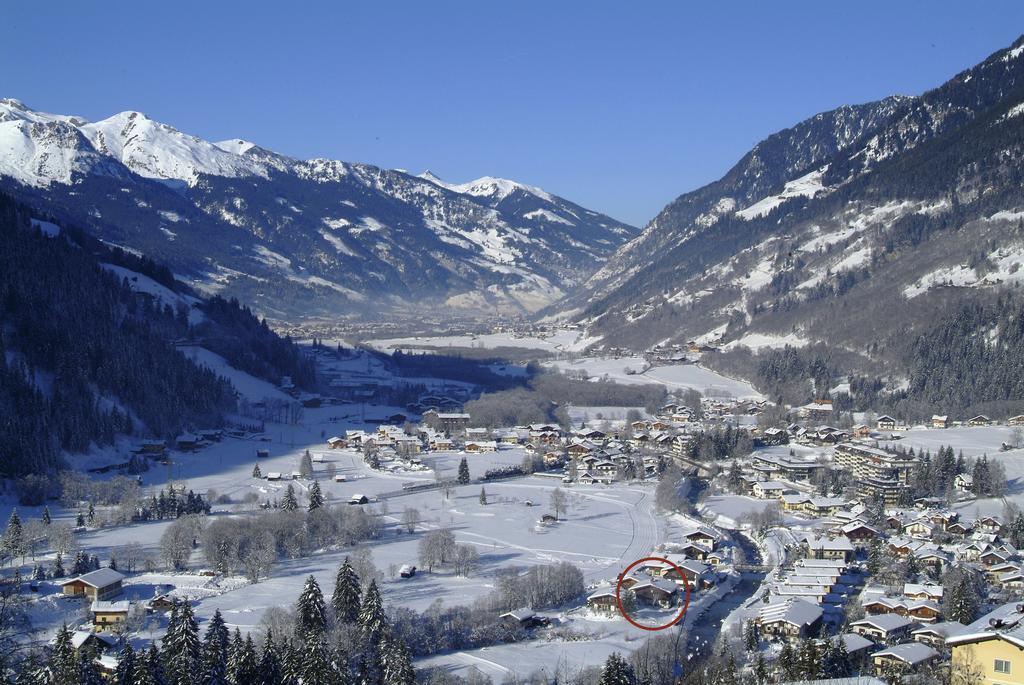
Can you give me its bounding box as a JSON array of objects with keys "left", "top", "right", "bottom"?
[{"left": 586, "top": 526, "right": 728, "bottom": 614}]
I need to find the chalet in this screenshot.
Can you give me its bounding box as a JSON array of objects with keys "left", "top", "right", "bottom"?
[
  {"left": 71, "top": 630, "right": 118, "bottom": 653},
  {"left": 139, "top": 440, "right": 167, "bottom": 455},
  {"left": 91, "top": 600, "right": 130, "bottom": 632},
  {"left": 841, "top": 522, "right": 880, "bottom": 549},
  {"left": 804, "top": 497, "right": 848, "bottom": 517},
  {"left": 567, "top": 442, "right": 595, "bottom": 457},
  {"left": 577, "top": 471, "right": 615, "bottom": 486},
  {"left": 799, "top": 399, "right": 834, "bottom": 421},
  {"left": 198, "top": 429, "right": 223, "bottom": 442},
  {"left": 586, "top": 587, "right": 619, "bottom": 613},
  {"left": 953, "top": 473, "right": 974, "bottom": 493},
  {"left": 978, "top": 515, "right": 1004, "bottom": 534},
  {"left": 429, "top": 436, "right": 454, "bottom": 451},
  {"left": 399, "top": 565, "right": 416, "bottom": 578},
  {"left": 326, "top": 436, "right": 345, "bottom": 449},
  {"left": 175, "top": 433, "right": 201, "bottom": 450},
  {"left": 60, "top": 569, "right": 125, "bottom": 602},
  {"left": 931, "top": 415, "right": 950, "bottom": 429},
  {"left": 1010, "top": 414, "right": 1024, "bottom": 427},
  {"left": 850, "top": 614, "right": 917, "bottom": 642},
  {"left": 499, "top": 609, "right": 548, "bottom": 629},
  {"left": 912, "top": 621, "right": 968, "bottom": 649},
  {"left": 852, "top": 424, "right": 871, "bottom": 438},
  {"left": 826, "top": 633, "right": 876, "bottom": 666},
  {"left": 863, "top": 597, "right": 941, "bottom": 623},
  {"left": 998, "top": 569, "right": 1024, "bottom": 589},
  {"left": 904, "top": 519, "right": 937, "bottom": 539},
  {"left": 465, "top": 440, "right": 498, "bottom": 453},
  {"left": 915, "top": 548, "right": 951, "bottom": 573},
  {"left": 147, "top": 594, "right": 177, "bottom": 613},
  {"left": 495, "top": 430, "right": 523, "bottom": 445},
  {"left": 804, "top": 535, "right": 855, "bottom": 562},
  {"left": 422, "top": 410, "right": 471, "bottom": 436},
  {"left": 968, "top": 414, "right": 993, "bottom": 427},
  {"left": 348, "top": 494, "right": 369, "bottom": 505},
  {"left": 333, "top": 474, "right": 347, "bottom": 483},
  {"left": 631, "top": 577, "right": 678, "bottom": 608},
  {"left": 904, "top": 584, "right": 943, "bottom": 602},
  {"left": 756, "top": 598, "right": 823, "bottom": 640},
  {"left": 875, "top": 415, "right": 897, "bottom": 431},
  {"left": 752, "top": 481, "right": 789, "bottom": 499},
  {"left": 683, "top": 527, "right": 721, "bottom": 550},
  {"left": 872, "top": 643, "right": 938, "bottom": 676}
]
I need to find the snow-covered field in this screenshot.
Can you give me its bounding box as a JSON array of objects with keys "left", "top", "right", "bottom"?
[
  {"left": 546, "top": 356, "right": 762, "bottom": 400},
  {"left": 8, "top": 390, "right": 679, "bottom": 673},
  {"left": 366, "top": 329, "right": 597, "bottom": 355}
]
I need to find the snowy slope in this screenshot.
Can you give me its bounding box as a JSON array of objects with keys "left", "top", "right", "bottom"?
[{"left": 0, "top": 100, "right": 638, "bottom": 318}]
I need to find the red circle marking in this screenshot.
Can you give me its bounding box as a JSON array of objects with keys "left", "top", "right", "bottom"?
[{"left": 614, "top": 556, "right": 692, "bottom": 631}]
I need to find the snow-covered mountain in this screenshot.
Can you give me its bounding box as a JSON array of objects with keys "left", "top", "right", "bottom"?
[
  {"left": 560, "top": 35, "right": 1024, "bottom": 367},
  {"left": 0, "top": 99, "right": 636, "bottom": 319}
]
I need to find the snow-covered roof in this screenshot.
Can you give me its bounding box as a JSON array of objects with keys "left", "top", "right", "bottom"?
[
  {"left": 758, "top": 598, "right": 823, "bottom": 627},
  {"left": 851, "top": 613, "right": 915, "bottom": 632},
  {"left": 61, "top": 567, "right": 125, "bottom": 589},
  {"left": 500, "top": 608, "right": 536, "bottom": 622},
  {"left": 912, "top": 621, "right": 968, "bottom": 639},
  {"left": 904, "top": 583, "right": 943, "bottom": 598},
  {"left": 71, "top": 630, "right": 117, "bottom": 649},
  {"left": 872, "top": 642, "right": 938, "bottom": 665},
  {"left": 92, "top": 600, "right": 130, "bottom": 612}
]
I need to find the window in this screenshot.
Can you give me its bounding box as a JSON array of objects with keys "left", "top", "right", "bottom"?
[{"left": 995, "top": 659, "right": 1011, "bottom": 674}]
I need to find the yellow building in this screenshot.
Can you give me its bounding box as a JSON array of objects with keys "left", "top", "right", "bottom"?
[
  {"left": 90, "top": 600, "right": 130, "bottom": 632},
  {"left": 948, "top": 630, "right": 1024, "bottom": 684}
]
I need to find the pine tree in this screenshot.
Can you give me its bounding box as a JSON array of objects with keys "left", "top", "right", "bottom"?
[
  {"left": 113, "top": 643, "right": 136, "bottom": 685},
  {"left": 753, "top": 654, "right": 769, "bottom": 684},
  {"left": 201, "top": 609, "right": 229, "bottom": 685},
  {"left": 79, "top": 657, "right": 105, "bottom": 685},
  {"left": 3, "top": 509, "right": 24, "bottom": 563},
  {"left": 76, "top": 511, "right": 85, "bottom": 527},
  {"left": 358, "top": 580, "right": 387, "bottom": 642},
  {"left": 234, "top": 635, "right": 259, "bottom": 685},
  {"left": 598, "top": 653, "right": 635, "bottom": 685},
  {"left": 281, "top": 485, "right": 298, "bottom": 512},
  {"left": 227, "top": 629, "right": 245, "bottom": 685},
  {"left": 163, "top": 600, "right": 201, "bottom": 685},
  {"left": 279, "top": 638, "right": 301, "bottom": 685},
  {"left": 380, "top": 635, "right": 415, "bottom": 685},
  {"left": 87, "top": 502, "right": 96, "bottom": 524},
  {"left": 41, "top": 506, "right": 51, "bottom": 526},
  {"left": 457, "top": 458, "right": 470, "bottom": 485},
  {"left": 799, "top": 639, "right": 820, "bottom": 680},
  {"left": 479, "top": 487, "right": 487, "bottom": 505},
  {"left": 300, "top": 635, "right": 335, "bottom": 685},
  {"left": 777, "top": 642, "right": 800, "bottom": 682},
  {"left": 253, "top": 464, "right": 262, "bottom": 479},
  {"left": 945, "top": 571, "right": 980, "bottom": 624},
  {"left": 332, "top": 557, "right": 362, "bottom": 624},
  {"left": 134, "top": 645, "right": 163, "bottom": 685},
  {"left": 300, "top": 451, "right": 313, "bottom": 478},
  {"left": 743, "top": 620, "right": 758, "bottom": 652},
  {"left": 308, "top": 481, "right": 325, "bottom": 511},
  {"left": 49, "top": 624, "right": 78, "bottom": 685},
  {"left": 52, "top": 552, "right": 65, "bottom": 578},
  {"left": 296, "top": 575, "right": 327, "bottom": 637},
  {"left": 258, "top": 631, "right": 283, "bottom": 685}
]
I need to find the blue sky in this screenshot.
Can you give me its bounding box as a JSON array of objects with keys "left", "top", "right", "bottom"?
[{"left": 3, "top": 2, "right": 1023, "bottom": 226}]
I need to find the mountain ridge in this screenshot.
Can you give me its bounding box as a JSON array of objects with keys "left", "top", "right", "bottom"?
[
  {"left": 560, "top": 34, "right": 1024, "bottom": 380},
  {"left": 0, "top": 99, "right": 637, "bottom": 320}
]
